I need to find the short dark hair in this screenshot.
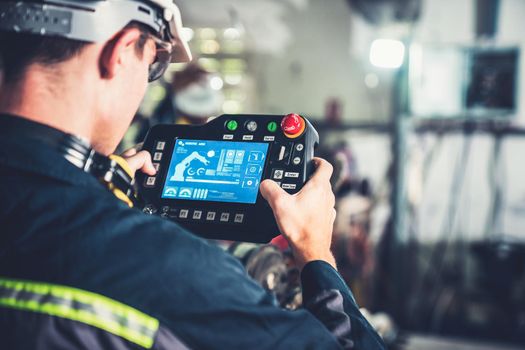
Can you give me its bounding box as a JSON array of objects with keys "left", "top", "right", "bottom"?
[
  {"left": 0, "top": 32, "right": 87, "bottom": 83},
  {"left": 0, "top": 22, "right": 151, "bottom": 84}
]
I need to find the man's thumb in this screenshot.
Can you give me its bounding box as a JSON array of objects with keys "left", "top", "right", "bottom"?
[
  {"left": 260, "top": 180, "right": 288, "bottom": 209},
  {"left": 125, "top": 150, "right": 156, "bottom": 176}
]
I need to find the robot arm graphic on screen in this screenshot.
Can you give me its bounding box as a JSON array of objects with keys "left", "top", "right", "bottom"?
[{"left": 170, "top": 152, "right": 210, "bottom": 181}]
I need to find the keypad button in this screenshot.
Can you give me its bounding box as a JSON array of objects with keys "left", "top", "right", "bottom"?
[
  {"left": 193, "top": 210, "right": 202, "bottom": 220},
  {"left": 245, "top": 120, "right": 258, "bottom": 132},
  {"left": 234, "top": 214, "right": 245, "bottom": 224},
  {"left": 278, "top": 146, "right": 286, "bottom": 161},
  {"left": 143, "top": 205, "right": 157, "bottom": 215},
  {"left": 153, "top": 163, "right": 160, "bottom": 171},
  {"left": 267, "top": 121, "right": 278, "bottom": 133},
  {"left": 153, "top": 152, "right": 163, "bottom": 161},
  {"left": 145, "top": 177, "right": 156, "bottom": 186},
  {"left": 156, "top": 141, "right": 166, "bottom": 151},
  {"left": 295, "top": 143, "right": 304, "bottom": 152},
  {"left": 293, "top": 157, "right": 302, "bottom": 165},
  {"left": 273, "top": 169, "right": 284, "bottom": 180},
  {"left": 220, "top": 213, "right": 230, "bottom": 222},
  {"left": 206, "top": 212, "right": 216, "bottom": 221},
  {"left": 282, "top": 184, "right": 297, "bottom": 190},
  {"left": 179, "top": 209, "right": 189, "bottom": 219},
  {"left": 271, "top": 142, "right": 292, "bottom": 163},
  {"left": 226, "top": 120, "right": 238, "bottom": 131}
]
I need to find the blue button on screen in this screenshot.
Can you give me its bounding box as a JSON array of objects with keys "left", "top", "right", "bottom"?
[{"left": 162, "top": 139, "right": 269, "bottom": 204}]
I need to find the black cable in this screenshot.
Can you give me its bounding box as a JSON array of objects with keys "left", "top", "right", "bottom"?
[
  {"left": 484, "top": 134, "right": 504, "bottom": 239},
  {"left": 427, "top": 132, "right": 473, "bottom": 332},
  {"left": 406, "top": 133, "right": 445, "bottom": 324},
  {"left": 408, "top": 131, "right": 473, "bottom": 331}
]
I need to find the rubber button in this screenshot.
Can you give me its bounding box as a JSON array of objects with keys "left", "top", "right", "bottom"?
[
  {"left": 267, "top": 122, "right": 278, "bottom": 133},
  {"left": 281, "top": 113, "right": 306, "bottom": 138},
  {"left": 226, "top": 120, "right": 238, "bottom": 131},
  {"left": 246, "top": 120, "right": 258, "bottom": 132}
]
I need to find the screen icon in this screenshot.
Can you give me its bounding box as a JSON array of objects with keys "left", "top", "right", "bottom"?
[
  {"left": 246, "top": 164, "right": 262, "bottom": 175},
  {"left": 243, "top": 178, "right": 258, "bottom": 188},
  {"left": 179, "top": 188, "right": 193, "bottom": 198},
  {"left": 192, "top": 189, "right": 209, "bottom": 200},
  {"left": 249, "top": 151, "right": 265, "bottom": 162},
  {"left": 163, "top": 187, "right": 178, "bottom": 198}
]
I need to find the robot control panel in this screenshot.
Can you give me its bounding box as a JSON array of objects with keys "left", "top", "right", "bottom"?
[{"left": 137, "top": 114, "right": 319, "bottom": 243}]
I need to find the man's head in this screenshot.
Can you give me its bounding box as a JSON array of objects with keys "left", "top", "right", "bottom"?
[{"left": 0, "top": 0, "right": 191, "bottom": 154}]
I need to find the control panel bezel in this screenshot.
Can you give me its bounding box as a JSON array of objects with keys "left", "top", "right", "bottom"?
[{"left": 137, "top": 114, "right": 319, "bottom": 243}]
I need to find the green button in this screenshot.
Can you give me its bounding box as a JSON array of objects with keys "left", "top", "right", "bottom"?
[
  {"left": 226, "top": 120, "right": 238, "bottom": 131},
  {"left": 267, "top": 122, "right": 278, "bottom": 133}
]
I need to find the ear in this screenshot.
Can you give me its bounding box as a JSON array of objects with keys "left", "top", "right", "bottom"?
[{"left": 99, "top": 27, "right": 144, "bottom": 80}]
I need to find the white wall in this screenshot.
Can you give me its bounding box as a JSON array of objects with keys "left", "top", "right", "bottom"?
[
  {"left": 498, "top": 0, "right": 525, "bottom": 123},
  {"left": 412, "top": 0, "right": 525, "bottom": 122},
  {"left": 177, "top": 0, "right": 525, "bottom": 121},
  {"left": 413, "top": 0, "right": 476, "bottom": 43},
  {"left": 252, "top": 0, "right": 391, "bottom": 121}
]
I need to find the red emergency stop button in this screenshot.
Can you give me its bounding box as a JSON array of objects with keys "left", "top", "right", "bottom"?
[{"left": 281, "top": 113, "right": 306, "bottom": 138}]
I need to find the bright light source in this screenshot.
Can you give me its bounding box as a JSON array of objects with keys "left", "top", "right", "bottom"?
[
  {"left": 200, "top": 40, "right": 220, "bottom": 54},
  {"left": 210, "top": 76, "right": 224, "bottom": 90},
  {"left": 181, "top": 27, "right": 194, "bottom": 42},
  {"left": 369, "top": 39, "right": 405, "bottom": 69},
  {"left": 224, "top": 74, "right": 242, "bottom": 85},
  {"left": 223, "top": 28, "right": 241, "bottom": 40},
  {"left": 199, "top": 28, "right": 217, "bottom": 40}
]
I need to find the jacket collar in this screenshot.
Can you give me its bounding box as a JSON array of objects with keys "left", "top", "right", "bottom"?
[{"left": 0, "top": 114, "right": 103, "bottom": 188}]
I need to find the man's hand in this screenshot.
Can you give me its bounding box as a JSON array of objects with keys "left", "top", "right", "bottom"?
[
  {"left": 121, "top": 144, "right": 156, "bottom": 177},
  {"left": 260, "top": 158, "right": 337, "bottom": 271}
]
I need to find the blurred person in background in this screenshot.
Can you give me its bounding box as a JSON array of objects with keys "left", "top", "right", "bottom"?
[
  {"left": 124, "top": 63, "right": 224, "bottom": 149},
  {"left": 153, "top": 63, "right": 224, "bottom": 126}
]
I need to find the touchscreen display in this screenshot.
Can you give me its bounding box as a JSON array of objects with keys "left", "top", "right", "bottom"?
[{"left": 162, "top": 139, "right": 269, "bottom": 204}]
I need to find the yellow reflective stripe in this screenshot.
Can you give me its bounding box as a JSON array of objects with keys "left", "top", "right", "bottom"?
[{"left": 0, "top": 278, "right": 159, "bottom": 349}]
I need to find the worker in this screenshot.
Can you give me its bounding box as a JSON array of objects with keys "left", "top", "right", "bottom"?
[
  {"left": 153, "top": 63, "right": 224, "bottom": 125},
  {"left": 0, "top": 0, "right": 385, "bottom": 349}
]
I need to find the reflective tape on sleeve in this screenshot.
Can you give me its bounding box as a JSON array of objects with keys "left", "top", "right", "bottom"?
[{"left": 0, "top": 278, "right": 159, "bottom": 349}]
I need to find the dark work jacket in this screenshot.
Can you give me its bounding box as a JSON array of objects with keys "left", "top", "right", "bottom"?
[{"left": 0, "top": 115, "right": 385, "bottom": 350}]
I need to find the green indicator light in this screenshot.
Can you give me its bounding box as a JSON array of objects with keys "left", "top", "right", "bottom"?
[
  {"left": 267, "top": 122, "right": 278, "bottom": 133},
  {"left": 226, "top": 120, "right": 238, "bottom": 131}
]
